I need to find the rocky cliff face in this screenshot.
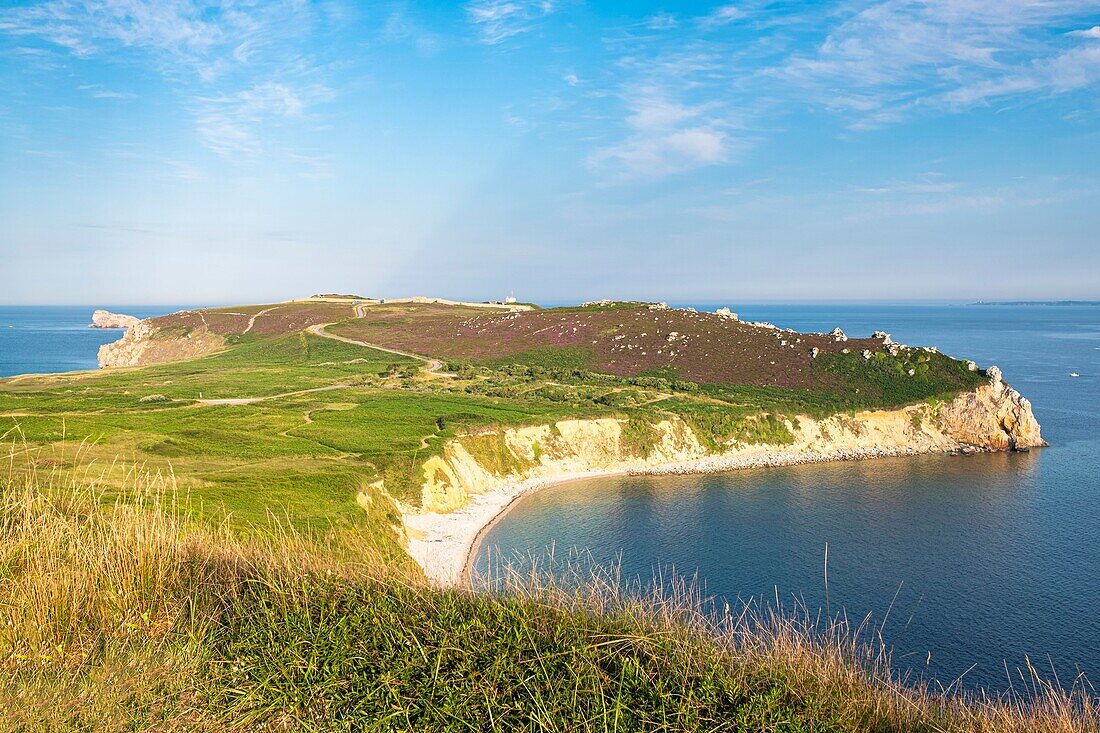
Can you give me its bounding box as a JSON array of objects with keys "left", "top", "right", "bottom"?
[
  {"left": 98, "top": 321, "right": 225, "bottom": 368},
  {"left": 89, "top": 310, "right": 139, "bottom": 329},
  {"left": 939, "top": 366, "right": 1045, "bottom": 450},
  {"left": 405, "top": 371, "right": 1045, "bottom": 517}
]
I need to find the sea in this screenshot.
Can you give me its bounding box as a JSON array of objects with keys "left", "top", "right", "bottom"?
[
  {"left": 473, "top": 303, "right": 1100, "bottom": 692},
  {"left": 0, "top": 306, "right": 187, "bottom": 378},
  {"left": 2, "top": 303, "right": 1097, "bottom": 692}
]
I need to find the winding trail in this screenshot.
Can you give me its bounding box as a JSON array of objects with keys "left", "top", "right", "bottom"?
[
  {"left": 306, "top": 324, "right": 454, "bottom": 378},
  {"left": 194, "top": 311, "right": 456, "bottom": 408}
]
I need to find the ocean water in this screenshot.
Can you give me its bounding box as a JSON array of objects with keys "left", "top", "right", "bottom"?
[
  {"left": 3, "top": 303, "right": 1097, "bottom": 691},
  {"left": 0, "top": 306, "right": 189, "bottom": 378},
  {"left": 474, "top": 304, "right": 1100, "bottom": 692}
]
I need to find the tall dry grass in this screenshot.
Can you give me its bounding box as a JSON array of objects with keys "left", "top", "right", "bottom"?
[
  {"left": 0, "top": 438, "right": 389, "bottom": 730},
  {"left": 481, "top": 550, "right": 1099, "bottom": 733},
  {"left": 0, "top": 438, "right": 1096, "bottom": 731}
]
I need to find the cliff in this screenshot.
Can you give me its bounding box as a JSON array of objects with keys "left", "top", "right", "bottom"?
[
  {"left": 400, "top": 372, "right": 1044, "bottom": 585},
  {"left": 89, "top": 310, "right": 139, "bottom": 329},
  {"left": 98, "top": 321, "right": 225, "bottom": 368}
]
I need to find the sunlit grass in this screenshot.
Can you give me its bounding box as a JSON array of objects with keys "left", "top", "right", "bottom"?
[{"left": 1, "top": 448, "right": 1095, "bottom": 731}]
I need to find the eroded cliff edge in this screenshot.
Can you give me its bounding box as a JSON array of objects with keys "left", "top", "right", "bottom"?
[
  {"left": 98, "top": 320, "right": 224, "bottom": 368},
  {"left": 400, "top": 371, "right": 1043, "bottom": 585}
]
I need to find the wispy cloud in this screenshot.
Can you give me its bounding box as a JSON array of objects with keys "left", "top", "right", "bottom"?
[
  {"left": 698, "top": 5, "right": 746, "bottom": 29},
  {"left": 0, "top": 0, "right": 226, "bottom": 58},
  {"left": 774, "top": 0, "right": 1100, "bottom": 125},
  {"left": 0, "top": 0, "right": 338, "bottom": 160},
  {"left": 466, "top": 0, "right": 555, "bottom": 44},
  {"left": 1068, "top": 26, "right": 1100, "bottom": 40},
  {"left": 590, "top": 85, "right": 733, "bottom": 179},
  {"left": 647, "top": 13, "right": 678, "bottom": 31},
  {"left": 195, "top": 82, "right": 333, "bottom": 157}
]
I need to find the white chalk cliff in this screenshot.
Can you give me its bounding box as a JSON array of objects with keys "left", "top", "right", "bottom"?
[{"left": 399, "top": 372, "right": 1045, "bottom": 585}]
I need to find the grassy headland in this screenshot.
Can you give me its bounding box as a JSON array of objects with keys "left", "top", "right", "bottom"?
[
  {"left": 0, "top": 297, "right": 1074, "bottom": 730},
  {"left": 1, "top": 299, "right": 985, "bottom": 517}
]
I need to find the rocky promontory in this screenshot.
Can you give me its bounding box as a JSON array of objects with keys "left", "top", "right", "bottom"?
[{"left": 89, "top": 310, "right": 140, "bottom": 329}]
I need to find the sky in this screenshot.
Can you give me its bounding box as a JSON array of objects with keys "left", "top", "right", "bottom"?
[{"left": 1, "top": 0, "right": 1099, "bottom": 305}]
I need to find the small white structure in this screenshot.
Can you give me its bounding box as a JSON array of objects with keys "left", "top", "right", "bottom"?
[{"left": 504, "top": 293, "right": 517, "bottom": 304}]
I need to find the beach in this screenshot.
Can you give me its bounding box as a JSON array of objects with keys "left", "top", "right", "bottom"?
[{"left": 402, "top": 439, "right": 977, "bottom": 587}]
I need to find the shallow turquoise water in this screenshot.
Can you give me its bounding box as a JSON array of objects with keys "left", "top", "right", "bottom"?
[{"left": 474, "top": 304, "right": 1100, "bottom": 691}]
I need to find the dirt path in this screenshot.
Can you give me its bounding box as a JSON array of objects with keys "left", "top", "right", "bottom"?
[
  {"left": 306, "top": 324, "right": 454, "bottom": 378},
  {"left": 196, "top": 383, "right": 351, "bottom": 406},
  {"left": 242, "top": 307, "right": 277, "bottom": 334}
]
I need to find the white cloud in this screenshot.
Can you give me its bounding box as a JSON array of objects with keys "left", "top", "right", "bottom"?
[
  {"left": 195, "top": 116, "right": 260, "bottom": 157},
  {"left": 699, "top": 5, "right": 745, "bottom": 28},
  {"left": 0, "top": 1, "right": 337, "bottom": 160},
  {"left": 1067, "top": 26, "right": 1100, "bottom": 39},
  {"left": 563, "top": 73, "right": 580, "bottom": 86},
  {"left": 942, "top": 44, "right": 1100, "bottom": 107},
  {"left": 647, "top": 13, "right": 678, "bottom": 31},
  {"left": 195, "top": 82, "right": 333, "bottom": 158},
  {"left": 466, "top": 0, "right": 555, "bottom": 44},
  {"left": 775, "top": 0, "right": 1100, "bottom": 124},
  {"left": 590, "top": 86, "right": 732, "bottom": 179},
  {"left": 0, "top": 0, "right": 233, "bottom": 59}
]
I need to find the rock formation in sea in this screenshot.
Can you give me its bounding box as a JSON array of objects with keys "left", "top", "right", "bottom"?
[{"left": 89, "top": 310, "right": 140, "bottom": 329}]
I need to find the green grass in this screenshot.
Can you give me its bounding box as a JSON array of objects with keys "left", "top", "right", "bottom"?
[
  {"left": 813, "top": 350, "right": 986, "bottom": 410},
  {"left": 483, "top": 345, "right": 596, "bottom": 371},
  {"left": 619, "top": 415, "right": 661, "bottom": 458},
  {"left": 662, "top": 399, "right": 794, "bottom": 451},
  {"left": 0, "top": 306, "right": 992, "bottom": 538},
  {"left": 4, "top": 470, "right": 1094, "bottom": 732}
]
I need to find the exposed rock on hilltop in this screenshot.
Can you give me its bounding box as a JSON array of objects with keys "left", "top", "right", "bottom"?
[{"left": 89, "top": 310, "right": 139, "bottom": 329}]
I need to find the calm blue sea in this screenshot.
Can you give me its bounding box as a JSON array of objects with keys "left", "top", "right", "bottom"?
[
  {"left": 0, "top": 306, "right": 189, "bottom": 378},
  {"left": 474, "top": 304, "right": 1100, "bottom": 692},
  {"left": 3, "top": 303, "right": 1097, "bottom": 692}
]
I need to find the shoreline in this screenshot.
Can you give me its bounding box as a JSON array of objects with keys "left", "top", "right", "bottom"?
[{"left": 404, "top": 440, "right": 1003, "bottom": 587}]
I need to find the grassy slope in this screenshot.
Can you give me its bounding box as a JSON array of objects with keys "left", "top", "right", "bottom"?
[
  {"left": 2, "top": 300, "right": 986, "bottom": 526},
  {"left": 2, "top": 470, "right": 1093, "bottom": 732}
]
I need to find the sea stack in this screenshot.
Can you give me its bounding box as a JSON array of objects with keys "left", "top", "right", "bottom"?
[{"left": 90, "top": 310, "right": 140, "bottom": 329}]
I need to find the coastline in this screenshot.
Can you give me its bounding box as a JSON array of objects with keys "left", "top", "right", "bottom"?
[{"left": 405, "top": 440, "right": 999, "bottom": 587}]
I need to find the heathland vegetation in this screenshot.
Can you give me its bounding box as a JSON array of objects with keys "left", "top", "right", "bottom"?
[
  {"left": 0, "top": 297, "right": 1086, "bottom": 730},
  {"left": 1, "top": 299, "right": 986, "bottom": 516}
]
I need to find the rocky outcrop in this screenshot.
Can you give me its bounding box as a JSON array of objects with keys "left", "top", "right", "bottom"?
[
  {"left": 89, "top": 310, "right": 139, "bottom": 329},
  {"left": 398, "top": 372, "right": 1045, "bottom": 584},
  {"left": 940, "top": 366, "right": 1045, "bottom": 450},
  {"left": 98, "top": 321, "right": 224, "bottom": 368}
]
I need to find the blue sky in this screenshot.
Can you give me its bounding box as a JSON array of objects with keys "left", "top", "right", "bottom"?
[{"left": 2, "top": 0, "right": 1099, "bottom": 305}]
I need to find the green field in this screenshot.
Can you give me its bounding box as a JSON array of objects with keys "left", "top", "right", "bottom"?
[{"left": 1, "top": 301, "right": 987, "bottom": 558}]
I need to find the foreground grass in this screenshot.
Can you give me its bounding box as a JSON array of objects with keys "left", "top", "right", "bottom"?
[{"left": 1, "top": 458, "right": 1095, "bottom": 732}]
